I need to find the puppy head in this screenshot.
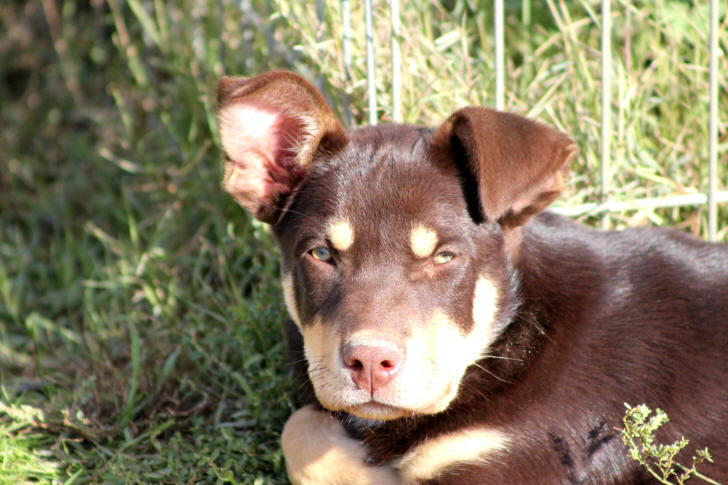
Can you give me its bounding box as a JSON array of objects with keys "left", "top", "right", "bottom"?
[{"left": 217, "top": 72, "right": 576, "bottom": 420}]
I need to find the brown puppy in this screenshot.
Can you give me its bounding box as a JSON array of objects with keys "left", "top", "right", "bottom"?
[{"left": 216, "top": 71, "right": 728, "bottom": 484}]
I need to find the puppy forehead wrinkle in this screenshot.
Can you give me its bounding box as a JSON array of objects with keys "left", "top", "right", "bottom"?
[
  {"left": 398, "top": 427, "right": 510, "bottom": 483},
  {"left": 410, "top": 223, "right": 439, "bottom": 258},
  {"left": 327, "top": 218, "right": 354, "bottom": 251}
]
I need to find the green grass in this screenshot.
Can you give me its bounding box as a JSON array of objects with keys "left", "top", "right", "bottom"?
[
  {"left": 0, "top": 0, "right": 725, "bottom": 483},
  {"left": 2, "top": 1, "right": 291, "bottom": 482}
]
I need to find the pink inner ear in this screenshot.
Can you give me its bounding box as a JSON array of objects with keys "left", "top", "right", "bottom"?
[{"left": 218, "top": 102, "right": 308, "bottom": 212}]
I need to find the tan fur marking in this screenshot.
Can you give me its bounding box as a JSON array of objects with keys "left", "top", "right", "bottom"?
[
  {"left": 397, "top": 427, "right": 509, "bottom": 483},
  {"left": 410, "top": 224, "right": 438, "bottom": 258},
  {"left": 281, "top": 272, "right": 301, "bottom": 328},
  {"left": 397, "top": 277, "right": 501, "bottom": 414},
  {"left": 471, "top": 276, "right": 500, "bottom": 343},
  {"left": 327, "top": 219, "right": 355, "bottom": 251},
  {"left": 282, "top": 405, "right": 400, "bottom": 485},
  {"left": 301, "top": 316, "right": 327, "bottom": 369}
]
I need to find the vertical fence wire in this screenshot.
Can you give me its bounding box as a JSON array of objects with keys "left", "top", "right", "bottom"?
[
  {"left": 494, "top": 0, "right": 504, "bottom": 110},
  {"left": 522, "top": 0, "right": 530, "bottom": 26},
  {"left": 708, "top": 0, "right": 719, "bottom": 241},
  {"left": 365, "top": 0, "right": 377, "bottom": 125},
  {"left": 316, "top": 0, "right": 325, "bottom": 39},
  {"left": 341, "top": 0, "right": 353, "bottom": 126},
  {"left": 390, "top": 0, "right": 402, "bottom": 122},
  {"left": 600, "top": 0, "right": 612, "bottom": 228}
]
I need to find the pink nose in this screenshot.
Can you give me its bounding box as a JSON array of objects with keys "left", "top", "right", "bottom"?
[{"left": 342, "top": 342, "right": 403, "bottom": 395}]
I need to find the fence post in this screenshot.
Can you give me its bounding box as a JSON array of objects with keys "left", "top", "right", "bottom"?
[
  {"left": 600, "top": 0, "right": 612, "bottom": 229},
  {"left": 340, "top": 0, "right": 353, "bottom": 126},
  {"left": 365, "top": 0, "right": 377, "bottom": 125},
  {"left": 708, "top": 0, "right": 719, "bottom": 241},
  {"left": 390, "top": 0, "right": 402, "bottom": 122},
  {"left": 494, "top": 0, "right": 504, "bottom": 111}
]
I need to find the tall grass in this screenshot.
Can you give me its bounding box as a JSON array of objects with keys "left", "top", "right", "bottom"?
[
  {"left": 275, "top": 0, "right": 727, "bottom": 235},
  {"left": 0, "top": 0, "right": 725, "bottom": 483},
  {"left": 2, "top": 1, "right": 290, "bottom": 482}
]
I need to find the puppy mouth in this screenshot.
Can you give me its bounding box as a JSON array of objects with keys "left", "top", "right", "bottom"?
[
  {"left": 344, "top": 387, "right": 453, "bottom": 420},
  {"left": 321, "top": 378, "right": 456, "bottom": 420},
  {"left": 345, "top": 400, "right": 411, "bottom": 420}
]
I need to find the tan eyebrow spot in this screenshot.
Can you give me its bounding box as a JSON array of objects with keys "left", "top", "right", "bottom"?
[
  {"left": 327, "top": 219, "right": 354, "bottom": 251},
  {"left": 410, "top": 224, "right": 439, "bottom": 258}
]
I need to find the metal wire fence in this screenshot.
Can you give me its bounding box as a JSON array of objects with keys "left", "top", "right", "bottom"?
[{"left": 347, "top": 0, "right": 724, "bottom": 241}]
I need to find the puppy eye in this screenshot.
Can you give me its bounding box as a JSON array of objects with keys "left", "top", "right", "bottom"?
[
  {"left": 309, "top": 246, "right": 332, "bottom": 262},
  {"left": 433, "top": 251, "right": 455, "bottom": 265}
]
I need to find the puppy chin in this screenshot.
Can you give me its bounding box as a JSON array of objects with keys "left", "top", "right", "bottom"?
[
  {"left": 345, "top": 402, "right": 411, "bottom": 421},
  {"left": 340, "top": 383, "right": 458, "bottom": 421}
]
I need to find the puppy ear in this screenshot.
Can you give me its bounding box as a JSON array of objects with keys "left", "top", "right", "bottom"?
[
  {"left": 433, "top": 107, "right": 577, "bottom": 229},
  {"left": 217, "top": 71, "right": 347, "bottom": 223}
]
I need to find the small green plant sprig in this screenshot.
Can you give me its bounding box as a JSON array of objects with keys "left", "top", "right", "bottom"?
[{"left": 620, "top": 403, "right": 721, "bottom": 485}]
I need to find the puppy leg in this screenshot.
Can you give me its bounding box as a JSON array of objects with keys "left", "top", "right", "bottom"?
[{"left": 281, "top": 405, "right": 400, "bottom": 485}]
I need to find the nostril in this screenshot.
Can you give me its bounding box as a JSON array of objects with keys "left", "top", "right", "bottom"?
[
  {"left": 380, "top": 360, "right": 395, "bottom": 370},
  {"left": 347, "top": 358, "right": 364, "bottom": 371},
  {"left": 341, "top": 341, "right": 404, "bottom": 393}
]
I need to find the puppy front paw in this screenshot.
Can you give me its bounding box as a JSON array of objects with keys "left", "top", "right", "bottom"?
[{"left": 281, "top": 405, "right": 400, "bottom": 485}]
